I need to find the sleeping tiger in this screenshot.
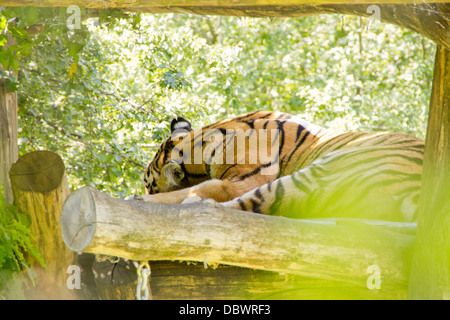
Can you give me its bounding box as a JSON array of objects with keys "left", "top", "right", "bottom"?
[{"left": 138, "top": 111, "right": 423, "bottom": 222}]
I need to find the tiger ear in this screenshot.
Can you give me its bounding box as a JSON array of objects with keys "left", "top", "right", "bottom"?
[
  {"left": 162, "top": 160, "right": 185, "bottom": 185},
  {"left": 170, "top": 116, "right": 192, "bottom": 133}
]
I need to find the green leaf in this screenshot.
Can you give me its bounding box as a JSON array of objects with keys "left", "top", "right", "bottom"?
[
  {"left": 0, "top": 16, "right": 7, "bottom": 32},
  {"left": 0, "top": 35, "right": 7, "bottom": 47}
]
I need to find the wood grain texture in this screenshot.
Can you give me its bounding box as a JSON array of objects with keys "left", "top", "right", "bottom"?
[
  {"left": 2, "top": 0, "right": 450, "bottom": 6},
  {"left": 2, "top": 1, "right": 450, "bottom": 49},
  {"left": 0, "top": 35, "right": 18, "bottom": 205},
  {"left": 10, "top": 151, "right": 77, "bottom": 299},
  {"left": 61, "top": 186, "right": 416, "bottom": 298}
]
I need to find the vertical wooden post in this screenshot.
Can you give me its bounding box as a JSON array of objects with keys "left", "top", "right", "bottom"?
[
  {"left": 9, "top": 151, "right": 77, "bottom": 299},
  {"left": 408, "top": 45, "right": 450, "bottom": 299},
  {"left": 0, "top": 35, "right": 18, "bottom": 204}
]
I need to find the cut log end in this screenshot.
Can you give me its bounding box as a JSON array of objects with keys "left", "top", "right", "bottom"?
[
  {"left": 9, "top": 150, "right": 65, "bottom": 193},
  {"left": 60, "top": 186, "right": 97, "bottom": 252}
]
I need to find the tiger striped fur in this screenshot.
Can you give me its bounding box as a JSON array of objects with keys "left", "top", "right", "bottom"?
[{"left": 140, "top": 111, "right": 423, "bottom": 221}]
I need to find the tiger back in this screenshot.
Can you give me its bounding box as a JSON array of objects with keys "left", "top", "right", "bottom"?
[{"left": 141, "top": 111, "right": 424, "bottom": 221}]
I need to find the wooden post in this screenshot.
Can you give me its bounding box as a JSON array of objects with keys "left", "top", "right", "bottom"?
[
  {"left": 0, "top": 34, "right": 18, "bottom": 204},
  {"left": 408, "top": 46, "right": 450, "bottom": 300},
  {"left": 9, "top": 151, "right": 77, "bottom": 299},
  {"left": 61, "top": 186, "right": 417, "bottom": 299}
]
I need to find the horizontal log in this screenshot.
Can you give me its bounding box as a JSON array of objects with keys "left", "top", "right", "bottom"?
[
  {"left": 124, "top": 3, "right": 450, "bottom": 49},
  {"left": 3, "top": 1, "right": 449, "bottom": 51},
  {"left": 130, "top": 260, "right": 410, "bottom": 299},
  {"left": 61, "top": 186, "right": 416, "bottom": 290},
  {"left": 3, "top": 0, "right": 450, "bottom": 7}
]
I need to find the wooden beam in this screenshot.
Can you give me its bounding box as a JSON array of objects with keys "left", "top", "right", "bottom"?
[
  {"left": 2, "top": 0, "right": 450, "bottom": 6},
  {"left": 133, "top": 3, "right": 450, "bottom": 50},
  {"left": 408, "top": 45, "right": 450, "bottom": 300},
  {"left": 2, "top": 2, "right": 449, "bottom": 49},
  {"left": 96, "top": 260, "right": 406, "bottom": 299},
  {"left": 61, "top": 186, "right": 416, "bottom": 295},
  {"left": 148, "top": 3, "right": 450, "bottom": 49}
]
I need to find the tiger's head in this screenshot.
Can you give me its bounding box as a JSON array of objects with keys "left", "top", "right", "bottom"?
[{"left": 143, "top": 116, "right": 192, "bottom": 194}]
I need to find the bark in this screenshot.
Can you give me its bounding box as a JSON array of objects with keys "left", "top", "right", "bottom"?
[
  {"left": 0, "top": 34, "right": 18, "bottom": 204},
  {"left": 10, "top": 151, "right": 77, "bottom": 299},
  {"left": 61, "top": 186, "right": 416, "bottom": 297},
  {"left": 2, "top": 1, "right": 450, "bottom": 48},
  {"left": 408, "top": 46, "right": 450, "bottom": 300}
]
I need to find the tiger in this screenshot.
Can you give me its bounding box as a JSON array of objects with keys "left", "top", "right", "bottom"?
[{"left": 138, "top": 110, "right": 424, "bottom": 222}]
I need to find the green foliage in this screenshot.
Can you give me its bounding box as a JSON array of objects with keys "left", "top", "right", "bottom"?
[
  {"left": 0, "top": 186, "right": 44, "bottom": 297},
  {"left": 1, "top": 8, "right": 435, "bottom": 198},
  {"left": 0, "top": 187, "right": 44, "bottom": 271}
]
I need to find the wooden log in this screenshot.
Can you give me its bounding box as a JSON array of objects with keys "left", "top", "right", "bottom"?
[
  {"left": 82, "top": 257, "right": 413, "bottom": 299},
  {"left": 2, "top": 1, "right": 450, "bottom": 49},
  {"left": 408, "top": 46, "right": 450, "bottom": 300},
  {"left": 0, "top": 34, "right": 18, "bottom": 205},
  {"left": 10, "top": 150, "right": 77, "bottom": 299},
  {"left": 133, "top": 3, "right": 450, "bottom": 50},
  {"left": 146, "top": 260, "right": 410, "bottom": 299},
  {"left": 61, "top": 186, "right": 416, "bottom": 297},
  {"left": 2, "top": 0, "right": 450, "bottom": 7},
  {"left": 92, "top": 257, "right": 138, "bottom": 300}
]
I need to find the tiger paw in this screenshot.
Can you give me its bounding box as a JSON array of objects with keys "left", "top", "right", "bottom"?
[
  {"left": 202, "top": 198, "right": 218, "bottom": 205},
  {"left": 181, "top": 196, "right": 202, "bottom": 204},
  {"left": 124, "top": 193, "right": 144, "bottom": 201},
  {"left": 181, "top": 196, "right": 219, "bottom": 206}
]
